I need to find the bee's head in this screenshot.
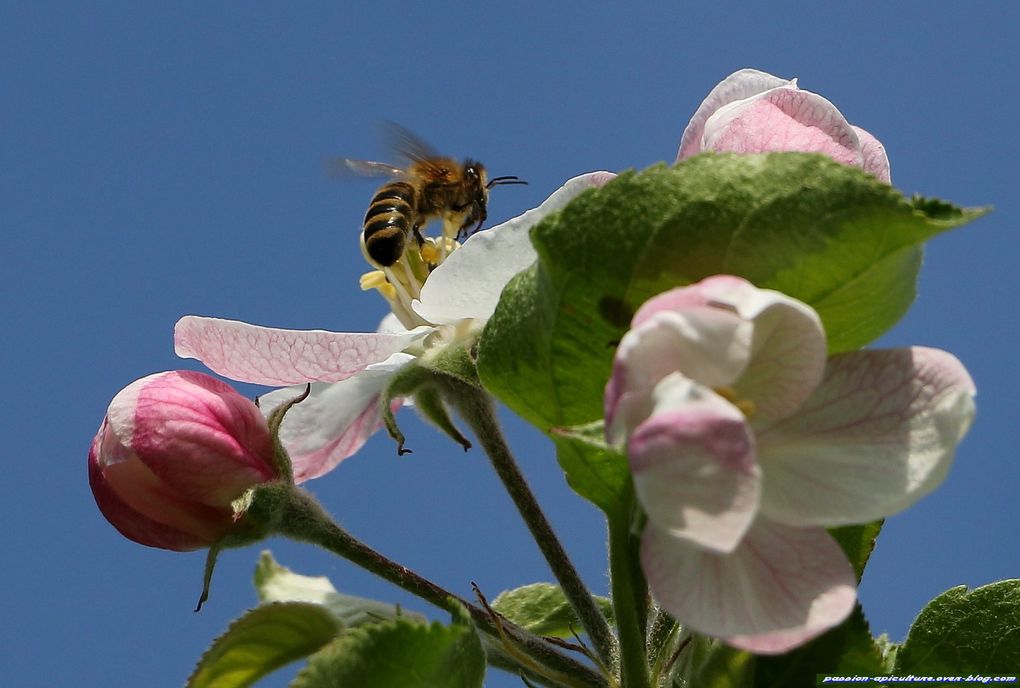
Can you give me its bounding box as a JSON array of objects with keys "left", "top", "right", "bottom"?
[
  {"left": 453, "top": 162, "right": 527, "bottom": 241},
  {"left": 462, "top": 160, "right": 488, "bottom": 198}
]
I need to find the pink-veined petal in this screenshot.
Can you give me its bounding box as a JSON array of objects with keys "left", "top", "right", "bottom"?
[
  {"left": 757, "top": 347, "right": 976, "bottom": 527},
  {"left": 258, "top": 353, "right": 414, "bottom": 482},
  {"left": 606, "top": 304, "right": 751, "bottom": 444},
  {"left": 413, "top": 171, "right": 616, "bottom": 325},
  {"left": 704, "top": 87, "right": 862, "bottom": 167},
  {"left": 630, "top": 375, "right": 760, "bottom": 553},
  {"left": 641, "top": 518, "right": 855, "bottom": 653},
  {"left": 678, "top": 69, "right": 796, "bottom": 162},
  {"left": 851, "top": 125, "right": 892, "bottom": 183},
  {"left": 174, "top": 315, "right": 430, "bottom": 386}
]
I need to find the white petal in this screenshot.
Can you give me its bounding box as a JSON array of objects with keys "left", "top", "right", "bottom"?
[
  {"left": 413, "top": 172, "right": 615, "bottom": 325},
  {"left": 603, "top": 305, "right": 750, "bottom": 442},
  {"left": 677, "top": 69, "right": 796, "bottom": 162},
  {"left": 258, "top": 352, "right": 415, "bottom": 482},
  {"left": 630, "top": 376, "right": 761, "bottom": 553},
  {"left": 174, "top": 315, "right": 430, "bottom": 386},
  {"left": 376, "top": 312, "right": 405, "bottom": 334},
  {"left": 606, "top": 305, "right": 752, "bottom": 444},
  {"left": 658, "top": 276, "right": 828, "bottom": 421},
  {"left": 757, "top": 347, "right": 976, "bottom": 526},
  {"left": 731, "top": 288, "right": 827, "bottom": 422},
  {"left": 642, "top": 518, "right": 855, "bottom": 653}
]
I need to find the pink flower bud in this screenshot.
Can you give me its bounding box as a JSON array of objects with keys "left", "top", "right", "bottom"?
[
  {"left": 677, "top": 68, "right": 891, "bottom": 182},
  {"left": 89, "top": 371, "right": 278, "bottom": 551}
]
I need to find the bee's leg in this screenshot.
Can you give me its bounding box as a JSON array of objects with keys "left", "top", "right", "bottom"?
[
  {"left": 412, "top": 223, "right": 440, "bottom": 270},
  {"left": 456, "top": 205, "right": 486, "bottom": 242}
]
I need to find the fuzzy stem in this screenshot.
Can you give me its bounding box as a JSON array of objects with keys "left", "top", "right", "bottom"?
[
  {"left": 444, "top": 383, "right": 618, "bottom": 671},
  {"left": 645, "top": 605, "right": 680, "bottom": 681},
  {"left": 608, "top": 496, "right": 650, "bottom": 688},
  {"left": 268, "top": 485, "right": 608, "bottom": 688}
]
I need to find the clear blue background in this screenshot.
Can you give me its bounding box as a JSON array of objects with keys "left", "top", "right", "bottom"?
[{"left": 4, "top": 3, "right": 1017, "bottom": 686}]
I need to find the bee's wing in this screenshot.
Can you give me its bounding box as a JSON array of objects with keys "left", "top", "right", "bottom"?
[
  {"left": 381, "top": 120, "right": 443, "bottom": 166},
  {"left": 325, "top": 158, "right": 406, "bottom": 179}
]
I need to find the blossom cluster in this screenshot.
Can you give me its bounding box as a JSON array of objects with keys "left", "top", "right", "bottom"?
[{"left": 89, "top": 69, "right": 975, "bottom": 654}]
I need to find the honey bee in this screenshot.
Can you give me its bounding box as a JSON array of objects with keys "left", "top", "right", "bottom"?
[{"left": 330, "top": 122, "right": 526, "bottom": 267}]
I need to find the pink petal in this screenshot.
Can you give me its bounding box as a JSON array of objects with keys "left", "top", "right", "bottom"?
[
  {"left": 757, "top": 347, "right": 976, "bottom": 527},
  {"left": 677, "top": 69, "right": 795, "bottom": 162},
  {"left": 704, "top": 88, "right": 861, "bottom": 167},
  {"left": 110, "top": 371, "right": 276, "bottom": 505},
  {"left": 605, "top": 305, "right": 751, "bottom": 444},
  {"left": 414, "top": 171, "right": 616, "bottom": 325},
  {"left": 641, "top": 518, "right": 856, "bottom": 653},
  {"left": 257, "top": 353, "right": 414, "bottom": 482},
  {"left": 174, "top": 316, "right": 430, "bottom": 386},
  {"left": 89, "top": 421, "right": 234, "bottom": 551},
  {"left": 634, "top": 276, "right": 827, "bottom": 422},
  {"left": 851, "top": 125, "right": 892, "bottom": 183},
  {"left": 630, "top": 377, "right": 761, "bottom": 553}
]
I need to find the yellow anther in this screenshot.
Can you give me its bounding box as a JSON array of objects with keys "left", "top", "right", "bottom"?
[
  {"left": 714, "top": 386, "right": 756, "bottom": 419},
  {"left": 377, "top": 282, "right": 397, "bottom": 301},
  {"left": 419, "top": 243, "right": 440, "bottom": 264},
  {"left": 735, "top": 399, "right": 757, "bottom": 418},
  {"left": 359, "top": 270, "right": 388, "bottom": 291}
]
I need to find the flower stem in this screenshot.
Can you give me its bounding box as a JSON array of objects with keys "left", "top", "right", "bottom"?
[
  {"left": 267, "top": 485, "right": 608, "bottom": 688},
  {"left": 608, "top": 494, "right": 650, "bottom": 688},
  {"left": 444, "top": 382, "right": 618, "bottom": 671}
]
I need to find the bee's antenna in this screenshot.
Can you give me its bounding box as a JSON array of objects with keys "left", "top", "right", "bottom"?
[{"left": 486, "top": 175, "right": 528, "bottom": 188}]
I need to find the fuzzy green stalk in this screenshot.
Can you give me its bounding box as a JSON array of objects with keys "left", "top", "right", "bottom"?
[
  {"left": 608, "top": 493, "right": 650, "bottom": 688},
  {"left": 442, "top": 381, "right": 618, "bottom": 671},
  {"left": 251, "top": 483, "right": 608, "bottom": 688}
]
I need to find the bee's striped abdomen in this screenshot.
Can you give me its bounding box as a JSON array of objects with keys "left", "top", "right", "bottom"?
[{"left": 363, "top": 182, "right": 418, "bottom": 266}]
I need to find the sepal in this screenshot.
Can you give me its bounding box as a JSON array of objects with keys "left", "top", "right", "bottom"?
[
  {"left": 261, "top": 383, "right": 311, "bottom": 484},
  {"left": 379, "top": 342, "right": 481, "bottom": 454}
]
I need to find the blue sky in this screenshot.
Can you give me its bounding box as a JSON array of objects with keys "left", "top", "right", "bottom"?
[{"left": 4, "top": 3, "right": 1018, "bottom": 686}]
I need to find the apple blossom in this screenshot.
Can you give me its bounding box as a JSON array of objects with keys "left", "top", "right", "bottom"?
[
  {"left": 89, "top": 370, "right": 278, "bottom": 551},
  {"left": 605, "top": 275, "right": 975, "bottom": 653},
  {"left": 174, "top": 172, "right": 616, "bottom": 481},
  {"left": 678, "top": 68, "right": 891, "bottom": 182}
]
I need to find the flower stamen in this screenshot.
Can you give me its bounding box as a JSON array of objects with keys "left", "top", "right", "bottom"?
[
  {"left": 359, "top": 223, "right": 465, "bottom": 330},
  {"left": 714, "top": 386, "right": 757, "bottom": 419}
]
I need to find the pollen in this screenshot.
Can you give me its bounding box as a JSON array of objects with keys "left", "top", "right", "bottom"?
[
  {"left": 419, "top": 243, "right": 440, "bottom": 264},
  {"left": 714, "top": 386, "right": 757, "bottom": 418}
]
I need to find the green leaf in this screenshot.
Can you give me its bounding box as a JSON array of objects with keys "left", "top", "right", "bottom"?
[
  {"left": 751, "top": 605, "right": 884, "bottom": 686},
  {"left": 291, "top": 610, "right": 486, "bottom": 688},
  {"left": 828, "top": 521, "right": 883, "bottom": 582},
  {"left": 187, "top": 602, "right": 341, "bottom": 688},
  {"left": 254, "top": 551, "right": 426, "bottom": 628},
  {"left": 478, "top": 154, "right": 985, "bottom": 440},
  {"left": 683, "top": 642, "right": 756, "bottom": 688},
  {"left": 490, "top": 582, "right": 614, "bottom": 638},
  {"left": 895, "top": 580, "right": 1020, "bottom": 674},
  {"left": 550, "top": 420, "right": 630, "bottom": 513}
]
